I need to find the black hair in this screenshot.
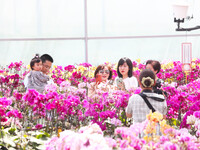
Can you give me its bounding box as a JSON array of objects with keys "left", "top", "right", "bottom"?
[
  {"left": 146, "top": 60, "right": 161, "bottom": 74},
  {"left": 117, "top": 57, "right": 133, "bottom": 78},
  {"left": 40, "top": 54, "right": 54, "bottom": 63},
  {"left": 139, "top": 69, "right": 155, "bottom": 88},
  {"left": 94, "top": 64, "right": 113, "bottom": 80},
  {"left": 30, "top": 54, "right": 41, "bottom": 70}
]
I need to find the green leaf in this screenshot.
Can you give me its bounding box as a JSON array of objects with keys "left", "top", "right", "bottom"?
[
  {"left": 43, "top": 132, "right": 50, "bottom": 137},
  {"left": 0, "top": 144, "right": 6, "bottom": 147},
  {"left": 36, "top": 134, "right": 43, "bottom": 139},
  {"left": 36, "top": 133, "right": 49, "bottom": 140},
  {"left": 0, "top": 131, "right": 5, "bottom": 138},
  {"left": 8, "top": 128, "right": 16, "bottom": 135},
  {"left": 14, "top": 137, "right": 20, "bottom": 141},
  {"left": 171, "top": 118, "right": 180, "bottom": 126}
]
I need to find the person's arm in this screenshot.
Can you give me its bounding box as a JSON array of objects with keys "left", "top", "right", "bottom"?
[
  {"left": 127, "top": 95, "right": 142, "bottom": 121},
  {"left": 23, "top": 73, "right": 30, "bottom": 88},
  {"left": 112, "top": 78, "right": 118, "bottom": 90},
  {"left": 126, "top": 96, "right": 134, "bottom": 118},
  {"left": 88, "top": 82, "right": 96, "bottom": 98},
  {"left": 126, "top": 112, "right": 132, "bottom": 118},
  {"left": 162, "top": 99, "right": 168, "bottom": 119},
  {"left": 35, "top": 72, "right": 49, "bottom": 82}
]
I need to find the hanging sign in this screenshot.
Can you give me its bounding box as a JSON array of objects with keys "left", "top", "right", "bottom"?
[{"left": 181, "top": 42, "right": 192, "bottom": 71}]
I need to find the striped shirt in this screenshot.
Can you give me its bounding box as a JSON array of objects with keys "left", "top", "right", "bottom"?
[{"left": 126, "top": 91, "right": 167, "bottom": 123}]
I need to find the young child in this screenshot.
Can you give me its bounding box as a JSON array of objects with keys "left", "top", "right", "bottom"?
[
  {"left": 27, "top": 54, "right": 49, "bottom": 93},
  {"left": 126, "top": 69, "right": 167, "bottom": 123}
]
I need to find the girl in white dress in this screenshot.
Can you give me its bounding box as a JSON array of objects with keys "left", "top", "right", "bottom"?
[{"left": 115, "top": 57, "right": 138, "bottom": 91}]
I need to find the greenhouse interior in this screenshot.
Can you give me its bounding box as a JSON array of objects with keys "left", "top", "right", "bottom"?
[{"left": 0, "top": 0, "right": 200, "bottom": 149}]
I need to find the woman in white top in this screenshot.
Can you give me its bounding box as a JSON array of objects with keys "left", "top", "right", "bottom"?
[{"left": 115, "top": 57, "right": 138, "bottom": 91}]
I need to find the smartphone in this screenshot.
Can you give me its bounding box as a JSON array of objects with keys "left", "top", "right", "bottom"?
[
  {"left": 96, "top": 74, "right": 102, "bottom": 84},
  {"left": 116, "top": 78, "right": 125, "bottom": 90}
]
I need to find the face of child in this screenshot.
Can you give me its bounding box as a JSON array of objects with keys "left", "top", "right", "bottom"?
[
  {"left": 119, "top": 62, "right": 129, "bottom": 77},
  {"left": 98, "top": 67, "right": 110, "bottom": 82},
  {"left": 33, "top": 61, "right": 42, "bottom": 71},
  {"left": 146, "top": 64, "right": 157, "bottom": 74}
]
